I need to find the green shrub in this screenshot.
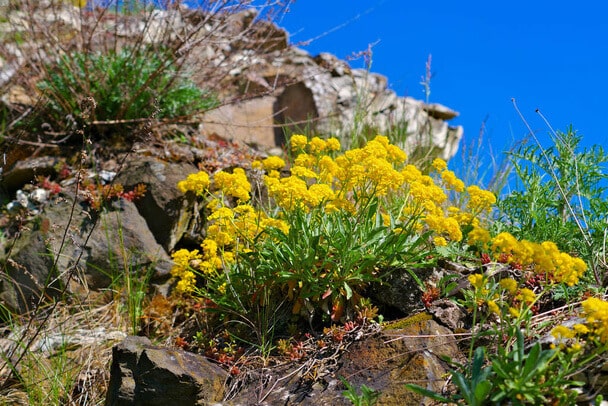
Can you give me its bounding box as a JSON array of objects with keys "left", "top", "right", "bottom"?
[
  {"left": 37, "top": 46, "right": 218, "bottom": 135},
  {"left": 495, "top": 126, "right": 608, "bottom": 284}
]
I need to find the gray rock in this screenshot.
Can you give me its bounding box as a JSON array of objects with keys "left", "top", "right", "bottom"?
[
  {"left": 115, "top": 157, "right": 199, "bottom": 252},
  {"left": 0, "top": 192, "right": 173, "bottom": 313},
  {"left": 369, "top": 267, "right": 436, "bottom": 316},
  {"left": 105, "top": 336, "right": 227, "bottom": 406},
  {"left": 0, "top": 229, "right": 59, "bottom": 314}
]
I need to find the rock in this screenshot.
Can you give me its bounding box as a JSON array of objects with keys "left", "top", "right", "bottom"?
[
  {"left": 340, "top": 319, "right": 460, "bottom": 405},
  {"left": 201, "top": 95, "right": 280, "bottom": 147},
  {"left": 43, "top": 197, "right": 173, "bottom": 291},
  {"left": 226, "top": 319, "right": 461, "bottom": 405},
  {"left": 105, "top": 336, "right": 227, "bottom": 406},
  {"left": 1, "top": 156, "right": 60, "bottom": 194},
  {"left": 428, "top": 298, "right": 468, "bottom": 330},
  {"left": 115, "top": 157, "right": 199, "bottom": 252},
  {"left": 0, "top": 192, "right": 174, "bottom": 313},
  {"left": 369, "top": 267, "right": 436, "bottom": 316},
  {"left": 423, "top": 103, "right": 460, "bottom": 121},
  {"left": 0, "top": 229, "right": 59, "bottom": 314}
]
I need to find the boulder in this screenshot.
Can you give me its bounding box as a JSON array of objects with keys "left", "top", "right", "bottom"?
[
  {"left": 105, "top": 336, "right": 227, "bottom": 406},
  {"left": 0, "top": 191, "right": 173, "bottom": 313},
  {"left": 0, "top": 228, "right": 59, "bottom": 314},
  {"left": 43, "top": 196, "right": 173, "bottom": 291},
  {"left": 369, "top": 266, "right": 436, "bottom": 316},
  {"left": 114, "top": 157, "right": 199, "bottom": 252}
]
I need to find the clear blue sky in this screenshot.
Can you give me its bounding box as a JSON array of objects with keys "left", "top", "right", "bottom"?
[{"left": 275, "top": 0, "right": 608, "bottom": 172}]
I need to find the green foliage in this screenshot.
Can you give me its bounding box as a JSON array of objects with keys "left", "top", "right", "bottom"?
[
  {"left": 489, "top": 327, "right": 578, "bottom": 404},
  {"left": 247, "top": 197, "right": 430, "bottom": 322},
  {"left": 37, "top": 46, "right": 218, "bottom": 135},
  {"left": 496, "top": 126, "right": 608, "bottom": 283},
  {"left": 341, "top": 377, "right": 381, "bottom": 406}
]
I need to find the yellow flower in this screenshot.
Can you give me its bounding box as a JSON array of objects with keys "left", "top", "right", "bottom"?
[
  {"left": 177, "top": 171, "right": 210, "bottom": 195},
  {"left": 487, "top": 300, "right": 500, "bottom": 315},
  {"left": 573, "top": 323, "right": 589, "bottom": 335},
  {"left": 431, "top": 158, "right": 447, "bottom": 172},
  {"left": 468, "top": 274, "right": 485, "bottom": 290},
  {"left": 551, "top": 325, "right": 575, "bottom": 340},
  {"left": 433, "top": 236, "right": 447, "bottom": 247},
  {"left": 508, "top": 307, "right": 520, "bottom": 318},
  {"left": 291, "top": 165, "right": 318, "bottom": 179},
  {"left": 262, "top": 156, "right": 286, "bottom": 171},
  {"left": 466, "top": 185, "right": 496, "bottom": 212},
  {"left": 213, "top": 168, "right": 251, "bottom": 202},
  {"left": 499, "top": 278, "right": 518, "bottom": 294},
  {"left": 468, "top": 226, "right": 491, "bottom": 246},
  {"left": 309, "top": 137, "right": 327, "bottom": 154},
  {"left": 170, "top": 249, "right": 203, "bottom": 295},
  {"left": 516, "top": 288, "right": 536, "bottom": 305},
  {"left": 290, "top": 134, "right": 308, "bottom": 150},
  {"left": 441, "top": 170, "right": 465, "bottom": 193},
  {"left": 326, "top": 137, "right": 341, "bottom": 151}
]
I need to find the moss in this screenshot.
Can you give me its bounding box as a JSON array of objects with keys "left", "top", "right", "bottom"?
[{"left": 382, "top": 312, "right": 433, "bottom": 330}]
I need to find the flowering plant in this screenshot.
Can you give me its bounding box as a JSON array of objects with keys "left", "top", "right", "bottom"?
[{"left": 171, "top": 135, "right": 500, "bottom": 342}]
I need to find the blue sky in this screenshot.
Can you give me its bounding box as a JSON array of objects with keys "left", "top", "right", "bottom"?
[{"left": 274, "top": 0, "right": 608, "bottom": 174}]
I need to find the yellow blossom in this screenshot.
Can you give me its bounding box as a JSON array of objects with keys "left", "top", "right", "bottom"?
[
  {"left": 468, "top": 274, "right": 485, "bottom": 290},
  {"left": 326, "top": 137, "right": 341, "bottom": 151},
  {"left": 213, "top": 168, "right": 251, "bottom": 201},
  {"left": 290, "top": 134, "right": 308, "bottom": 150},
  {"left": 177, "top": 171, "right": 210, "bottom": 195},
  {"left": 487, "top": 300, "right": 500, "bottom": 315},
  {"left": 309, "top": 137, "right": 328, "bottom": 154},
  {"left": 262, "top": 156, "right": 286, "bottom": 171},
  {"left": 516, "top": 288, "right": 536, "bottom": 304},
  {"left": 441, "top": 170, "right": 465, "bottom": 192},
  {"left": 433, "top": 236, "right": 447, "bottom": 246},
  {"left": 499, "top": 278, "right": 518, "bottom": 294},
  {"left": 431, "top": 158, "right": 447, "bottom": 172},
  {"left": 573, "top": 323, "right": 589, "bottom": 335},
  {"left": 551, "top": 325, "right": 575, "bottom": 340}
]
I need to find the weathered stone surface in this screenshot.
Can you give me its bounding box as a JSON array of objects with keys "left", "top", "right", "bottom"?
[
  {"left": 0, "top": 192, "right": 173, "bottom": 312},
  {"left": 201, "top": 95, "right": 280, "bottom": 146},
  {"left": 105, "top": 336, "right": 227, "bottom": 406},
  {"left": 224, "top": 319, "right": 460, "bottom": 405},
  {"left": 1, "top": 156, "right": 60, "bottom": 194},
  {"left": 369, "top": 267, "right": 436, "bottom": 316},
  {"left": 115, "top": 157, "right": 199, "bottom": 252},
  {"left": 428, "top": 298, "right": 468, "bottom": 330},
  {"left": 43, "top": 197, "right": 173, "bottom": 291},
  {"left": 0, "top": 229, "right": 59, "bottom": 314}
]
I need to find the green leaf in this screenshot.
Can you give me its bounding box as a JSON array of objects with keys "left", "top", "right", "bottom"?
[
  {"left": 474, "top": 380, "right": 493, "bottom": 403},
  {"left": 343, "top": 282, "right": 353, "bottom": 300},
  {"left": 404, "top": 384, "right": 452, "bottom": 403}
]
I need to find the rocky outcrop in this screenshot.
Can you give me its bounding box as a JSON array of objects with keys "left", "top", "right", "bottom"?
[
  {"left": 0, "top": 4, "right": 463, "bottom": 160},
  {"left": 201, "top": 44, "right": 463, "bottom": 160},
  {"left": 105, "top": 319, "right": 461, "bottom": 405}
]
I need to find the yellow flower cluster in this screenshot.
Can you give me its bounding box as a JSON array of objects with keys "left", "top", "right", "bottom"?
[
  {"left": 213, "top": 168, "right": 251, "bottom": 202},
  {"left": 468, "top": 274, "right": 538, "bottom": 318},
  {"left": 252, "top": 156, "right": 286, "bottom": 172},
  {"left": 170, "top": 249, "right": 202, "bottom": 294},
  {"left": 491, "top": 232, "right": 587, "bottom": 286},
  {"left": 177, "top": 172, "right": 210, "bottom": 196},
  {"left": 581, "top": 297, "right": 608, "bottom": 343},
  {"left": 290, "top": 134, "right": 341, "bottom": 153},
  {"left": 173, "top": 136, "right": 512, "bottom": 296},
  {"left": 550, "top": 297, "right": 608, "bottom": 351},
  {"left": 466, "top": 185, "right": 497, "bottom": 213}
]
